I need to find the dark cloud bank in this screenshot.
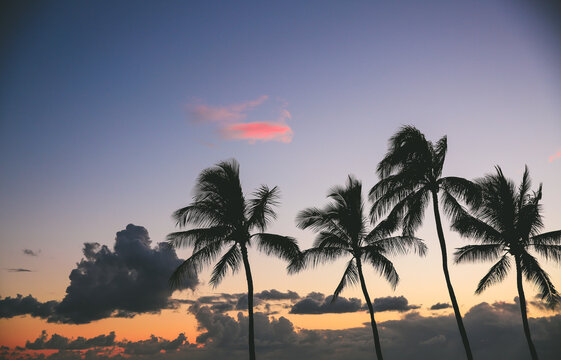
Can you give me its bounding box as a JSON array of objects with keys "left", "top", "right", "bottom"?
[
  {"left": 1, "top": 299, "right": 560, "bottom": 360},
  {"left": 0, "top": 224, "right": 198, "bottom": 324}
]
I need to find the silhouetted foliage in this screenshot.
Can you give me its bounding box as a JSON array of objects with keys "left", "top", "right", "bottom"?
[
  {"left": 454, "top": 166, "right": 561, "bottom": 360},
  {"left": 168, "top": 159, "right": 299, "bottom": 360},
  {"left": 291, "top": 176, "right": 426, "bottom": 360},
  {"left": 369, "top": 125, "right": 479, "bottom": 360}
]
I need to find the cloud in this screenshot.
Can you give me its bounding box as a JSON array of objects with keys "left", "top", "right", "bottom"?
[
  {"left": 221, "top": 121, "right": 293, "bottom": 143},
  {"left": 289, "top": 293, "right": 362, "bottom": 314},
  {"left": 429, "top": 302, "right": 451, "bottom": 310},
  {"left": 6, "top": 300, "right": 561, "bottom": 360},
  {"left": 189, "top": 96, "right": 268, "bottom": 122},
  {"left": 548, "top": 148, "right": 561, "bottom": 162},
  {"left": 119, "top": 333, "right": 188, "bottom": 355},
  {"left": 255, "top": 290, "right": 300, "bottom": 301},
  {"left": 6, "top": 268, "right": 32, "bottom": 272},
  {"left": 51, "top": 224, "right": 198, "bottom": 323},
  {"left": 372, "top": 296, "right": 420, "bottom": 312},
  {"left": 188, "top": 96, "right": 294, "bottom": 143},
  {"left": 0, "top": 294, "right": 58, "bottom": 319},
  {"left": 0, "top": 224, "right": 198, "bottom": 324},
  {"left": 26, "top": 331, "right": 116, "bottom": 350},
  {"left": 23, "top": 249, "right": 40, "bottom": 256}
]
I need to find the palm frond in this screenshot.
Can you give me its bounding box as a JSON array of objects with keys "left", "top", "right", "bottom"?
[
  {"left": 454, "top": 244, "right": 504, "bottom": 264},
  {"left": 254, "top": 233, "right": 300, "bottom": 263},
  {"left": 297, "top": 247, "right": 346, "bottom": 269},
  {"left": 439, "top": 176, "right": 482, "bottom": 210},
  {"left": 475, "top": 254, "right": 511, "bottom": 294},
  {"left": 376, "top": 125, "right": 431, "bottom": 179},
  {"left": 362, "top": 251, "right": 399, "bottom": 289},
  {"left": 169, "top": 241, "right": 223, "bottom": 289},
  {"left": 247, "top": 185, "right": 280, "bottom": 231},
  {"left": 531, "top": 244, "right": 561, "bottom": 263},
  {"left": 166, "top": 226, "right": 230, "bottom": 250},
  {"left": 518, "top": 165, "right": 531, "bottom": 210},
  {"left": 439, "top": 189, "right": 469, "bottom": 222},
  {"left": 432, "top": 135, "right": 447, "bottom": 178},
  {"left": 332, "top": 259, "right": 359, "bottom": 302},
  {"left": 451, "top": 213, "right": 502, "bottom": 244},
  {"left": 530, "top": 230, "right": 561, "bottom": 245},
  {"left": 365, "top": 236, "right": 427, "bottom": 257},
  {"left": 172, "top": 202, "right": 225, "bottom": 227},
  {"left": 209, "top": 245, "right": 242, "bottom": 287},
  {"left": 401, "top": 187, "right": 430, "bottom": 236},
  {"left": 312, "top": 231, "right": 351, "bottom": 249},
  {"left": 296, "top": 207, "right": 350, "bottom": 241},
  {"left": 520, "top": 251, "right": 560, "bottom": 307}
]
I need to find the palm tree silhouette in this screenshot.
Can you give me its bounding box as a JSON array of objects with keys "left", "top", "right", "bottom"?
[
  {"left": 369, "top": 126, "right": 479, "bottom": 360},
  {"left": 453, "top": 166, "right": 560, "bottom": 360},
  {"left": 290, "top": 176, "right": 426, "bottom": 360},
  {"left": 167, "top": 159, "right": 300, "bottom": 360}
]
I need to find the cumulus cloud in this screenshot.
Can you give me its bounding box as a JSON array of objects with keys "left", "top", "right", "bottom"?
[
  {"left": 51, "top": 224, "right": 198, "bottom": 323},
  {"left": 23, "top": 249, "right": 40, "bottom": 256},
  {"left": 372, "top": 296, "right": 420, "bottom": 312},
  {"left": 429, "top": 302, "right": 451, "bottom": 310},
  {"left": 187, "top": 96, "right": 294, "bottom": 143},
  {"left": 0, "top": 225, "right": 198, "bottom": 324},
  {"left": 289, "top": 292, "right": 362, "bottom": 314}
]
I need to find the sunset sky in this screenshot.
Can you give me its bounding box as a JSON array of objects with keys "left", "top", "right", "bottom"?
[{"left": 1, "top": 1, "right": 560, "bottom": 359}]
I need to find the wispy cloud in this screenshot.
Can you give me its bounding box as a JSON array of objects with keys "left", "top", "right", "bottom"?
[
  {"left": 189, "top": 95, "right": 269, "bottom": 122},
  {"left": 6, "top": 268, "right": 32, "bottom": 272},
  {"left": 23, "top": 249, "right": 40, "bottom": 257},
  {"left": 549, "top": 148, "right": 561, "bottom": 163},
  {"left": 187, "top": 96, "right": 294, "bottom": 143}
]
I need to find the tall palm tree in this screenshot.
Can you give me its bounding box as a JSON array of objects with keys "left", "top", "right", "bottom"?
[
  {"left": 453, "top": 166, "right": 561, "bottom": 360},
  {"left": 167, "top": 159, "right": 300, "bottom": 360},
  {"left": 369, "top": 126, "right": 480, "bottom": 360},
  {"left": 290, "top": 176, "right": 426, "bottom": 360}
]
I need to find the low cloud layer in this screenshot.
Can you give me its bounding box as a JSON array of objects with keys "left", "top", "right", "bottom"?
[
  {"left": 4, "top": 299, "right": 561, "bottom": 360},
  {"left": 0, "top": 224, "right": 198, "bottom": 324}
]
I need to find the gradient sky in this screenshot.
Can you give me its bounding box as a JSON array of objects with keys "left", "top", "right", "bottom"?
[{"left": 1, "top": 1, "right": 560, "bottom": 359}]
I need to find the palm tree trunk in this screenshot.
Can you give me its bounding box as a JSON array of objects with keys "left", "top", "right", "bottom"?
[
  {"left": 240, "top": 244, "right": 256, "bottom": 360},
  {"left": 356, "top": 257, "right": 384, "bottom": 360},
  {"left": 515, "top": 256, "right": 539, "bottom": 360},
  {"left": 431, "top": 190, "right": 473, "bottom": 360}
]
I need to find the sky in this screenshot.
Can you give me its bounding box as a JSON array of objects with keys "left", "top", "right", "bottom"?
[{"left": 1, "top": 0, "right": 560, "bottom": 359}]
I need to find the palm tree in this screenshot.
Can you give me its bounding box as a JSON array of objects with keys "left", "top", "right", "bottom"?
[
  {"left": 453, "top": 166, "right": 561, "bottom": 360},
  {"left": 290, "top": 176, "right": 426, "bottom": 360},
  {"left": 167, "top": 159, "right": 300, "bottom": 360},
  {"left": 369, "top": 126, "right": 480, "bottom": 360}
]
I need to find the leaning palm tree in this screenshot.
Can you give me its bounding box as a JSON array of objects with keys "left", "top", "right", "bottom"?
[
  {"left": 167, "top": 159, "right": 300, "bottom": 360},
  {"left": 290, "top": 176, "right": 426, "bottom": 360},
  {"left": 453, "top": 166, "right": 560, "bottom": 360},
  {"left": 369, "top": 126, "right": 480, "bottom": 360}
]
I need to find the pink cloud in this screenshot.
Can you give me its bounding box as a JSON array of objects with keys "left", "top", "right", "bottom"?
[
  {"left": 222, "top": 121, "right": 294, "bottom": 143},
  {"left": 189, "top": 95, "right": 268, "bottom": 122},
  {"left": 549, "top": 148, "right": 561, "bottom": 163}
]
